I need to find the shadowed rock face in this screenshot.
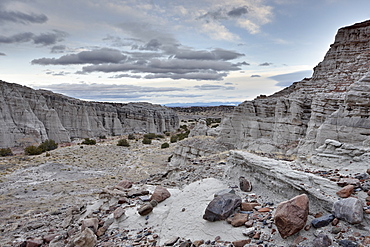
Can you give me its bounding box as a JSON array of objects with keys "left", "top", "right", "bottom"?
[
  {"left": 217, "top": 20, "right": 370, "bottom": 157},
  {"left": 0, "top": 81, "right": 179, "bottom": 148}
]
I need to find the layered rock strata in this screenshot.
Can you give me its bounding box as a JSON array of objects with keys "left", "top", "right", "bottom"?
[
  {"left": 0, "top": 81, "right": 179, "bottom": 147},
  {"left": 218, "top": 20, "right": 370, "bottom": 157}
]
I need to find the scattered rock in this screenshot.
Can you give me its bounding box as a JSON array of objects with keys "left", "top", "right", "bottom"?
[
  {"left": 336, "top": 185, "right": 355, "bottom": 198},
  {"left": 232, "top": 239, "right": 251, "bottom": 247},
  {"left": 138, "top": 203, "right": 153, "bottom": 216},
  {"left": 73, "top": 228, "right": 97, "bottom": 247},
  {"left": 274, "top": 194, "right": 309, "bottom": 239},
  {"left": 150, "top": 186, "right": 171, "bottom": 203},
  {"left": 192, "top": 240, "right": 204, "bottom": 247},
  {"left": 337, "top": 178, "right": 361, "bottom": 187},
  {"left": 312, "top": 234, "right": 332, "bottom": 247},
  {"left": 333, "top": 197, "right": 363, "bottom": 224},
  {"left": 203, "top": 193, "right": 242, "bottom": 221},
  {"left": 81, "top": 218, "right": 99, "bottom": 234},
  {"left": 239, "top": 176, "right": 252, "bottom": 192},
  {"left": 164, "top": 236, "right": 179, "bottom": 246},
  {"left": 23, "top": 239, "right": 43, "bottom": 247},
  {"left": 113, "top": 207, "right": 125, "bottom": 219},
  {"left": 339, "top": 239, "right": 359, "bottom": 247},
  {"left": 230, "top": 213, "right": 249, "bottom": 227},
  {"left": 311, "top": 214, "right": 335, "bottom": 228},
  {"left": 116, "top": 179, "right": 133, "bottom": 189},
  {"left": 241, "top": 202, "right": 260, "bottom": 211}
]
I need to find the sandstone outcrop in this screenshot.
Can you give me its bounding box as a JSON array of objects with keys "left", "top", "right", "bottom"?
[
  {"left": 0, "top": 81, "right": 179, "bottom": 147},
  {"left": 217, "top": 20, "right": 370, "bottom": 159}
]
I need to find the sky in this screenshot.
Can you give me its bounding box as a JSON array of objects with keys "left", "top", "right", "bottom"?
[{"left": 0, "top": 0, "right": 369, "bottom": 106}]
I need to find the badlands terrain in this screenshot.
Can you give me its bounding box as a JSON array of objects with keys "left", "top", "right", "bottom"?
[{"left": 1, "top": 19, "right": 370, "bottom": 247}]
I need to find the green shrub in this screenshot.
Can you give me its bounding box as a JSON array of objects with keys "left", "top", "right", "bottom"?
[
  {"left": 38, "top": 139, "right": 58, "bottom": 152},
  {"left": 99, "top": 135, "right": 107, "bottom": 139},
  {"left": 81, "top": 138, "right": 96, "bottom": 145},
  {"left": 142, "top": 138, "right": 152, "bottom": 144},
  {"left": 0, "top": 148, "right": 13, "bottom": 157},
  {"left": 164, "top": 132, "right": 171, "bottom": 136},
  {"left": 170, "top": 135, "right": 178, "bottom": 143},
  {"left": 161, "top": 142, "right": 170, "bottom": 149},
  {"left": 117, "top": 138, "right": 130, "bottom": 147},
  {"left": 128, "top": 134, "right": 135, "bottom": 140},
  {"left": 144, "top": 133, "right": 156, "bottom": 140},
  {"left": 24, "top": 145, "right": 43, "bottom": 155},
  {"left": 156, "top": 134, "right": 165, "bottom": 139}
]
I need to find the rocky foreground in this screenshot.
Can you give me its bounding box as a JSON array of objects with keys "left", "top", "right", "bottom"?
[{"left": 0, "top": 135, "right": 370, "bottom": 247}]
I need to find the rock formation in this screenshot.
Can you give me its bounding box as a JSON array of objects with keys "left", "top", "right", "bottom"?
[
  {"left": 217, "top": 20, "right": 370, "bottom": 158},
  {"left": 0, "top": 81, "right": 179, "bottom": 147}
]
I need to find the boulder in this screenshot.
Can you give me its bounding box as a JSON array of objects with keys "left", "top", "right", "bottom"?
[
  {"left": 138, "top": 203, "right": 153, "bottom": 216},
  {"left": 336, "top": 185, "right": 355, "bottom": 198},
  {"left": 116, "top": 179, "right": 133, "bottom": 189},
  {"left": 81, "top": 218, "right": 99, "bottom": 234},
  {"left": 73, "top": 228, "right": 97, "bottom": 247},
  {"left": 333, "top": 197, "right": 363, "bottom": 224},
  {"left": 239, "top": 176, "right": 252, "bottom": 192},
  {"left": 230, "top": 213, "right": 249, "bottom": 227},
  {"left": 311, "top": 214, "right": 335, "bottom": 228},
  {"left": 203, "top": 193, "right": 242, "bottom": 221},
  {"left": 274, "top": 194, "right": 309, "bottom": 239},
  {"left": 150, "top": 186, "right": 171, "bottom": 203}
]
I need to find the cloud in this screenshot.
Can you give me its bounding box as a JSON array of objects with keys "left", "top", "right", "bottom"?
[
  {"left": 269, "top": 70, "right": 312, "bottom": 87},
  {"left": 0, "top": 52, "right": 6, "bottom": 56},
  {"left": 227, "top": 6, "right": 248, "bottom": 18},
  {"left": 259, "top": 62, "right": 273, "bottom": 66},
  {"left": 109, "top": 74, "right": 142, "bottom": 79},
  {"left": 0, "top": 9, "right": 47, "bottom": 24},
  {"left": 50, "top": 45, "right": 67, "bottom": 53},
  {"left": 32, "top": 48, "right": 126, "bottom": 65},
  {"left": 251, "top": 74, "right": 261, "bottom": 77},
  {"left": 37, "top": 83, "right": 187, "bottom": 101},
  {"left": 194, "top": 84, "right": 235, "bottom": 90},
  {"left": 0, "top": 30, "right": 67, "bottom": 46},
  {"left": 174, "top": 48, "right": 244, "bottom": 61},
  {"left": 46, "top": 71, "right": 70, "bottom": 76}
]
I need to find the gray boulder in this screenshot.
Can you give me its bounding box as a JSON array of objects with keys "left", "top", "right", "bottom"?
[{"left": 333, "top": 197, "right": 363, "bottom": 224}]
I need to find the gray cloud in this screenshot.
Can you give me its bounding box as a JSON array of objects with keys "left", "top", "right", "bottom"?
[
  {"left": 227, "top": 7, "right": 248, "bottom": 17},
  {"left": 194, "top": 84, "right": 235, "bottom": 90},
  {"left": 50, "top": 45, "right": 67, "bottom": 53},
  {"left": 109, "top": 74, "right": 142, "bottom": 79},
  {"left": 37, "top": 83, "right": 187, "bottom": 101},
  {"left": 175, "top": 48, "right": 244, "bottom": 61},
  {"left": 32, "top": 48, "right": 126, "bottom": 65},
  {"left": 259, "top": 62, "right": 273, "bottom": 66},
  {"left": 269, "top": 70, "right": 312, "bottom": 87},
  {"left": 0, "top": 10, "right": 48, "bottom": 24},
  {"left": 0, "top": 52, "right": 6, "bottom": 56},
  {"left": 251, "top": 74, "right": 261, "bottom": 77},
  {"left": 0, "top": 30, "right": 66, "bottom": 46}
]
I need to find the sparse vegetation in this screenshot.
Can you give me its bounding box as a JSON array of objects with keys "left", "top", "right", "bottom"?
[
  {"left": 0, "top": 148, "right": 13, "bottom": 157},
  {"left": 128, "top": 134, "right": 135, "bottom": 140},
  {"left": 161, "top": 142, "right": 170, "bottom": 149},
  {"left": 81, "top": 138, "right": 96, "bottom": 145},
  {"left": 142, "top": 138, "right": 152, "bottom": 145},
  {"left": 144, "top": 133, "right": 156, "bottom": 140},
  {"left": 170, "top": 135, "right": 178, "bottom": 143},
  {"left": 117, "top": 138, "right": 130, "bottom": 147},
  {"left": 38, "top": 139, "right": 58, "bottom": 152},
  {"left": 24, "top": 145, "right": 43, "bottom": 155}
]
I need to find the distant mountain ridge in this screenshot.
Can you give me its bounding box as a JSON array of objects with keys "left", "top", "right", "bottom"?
[{"left": 0, "top": 81, "right": 179, "bottom": 148}]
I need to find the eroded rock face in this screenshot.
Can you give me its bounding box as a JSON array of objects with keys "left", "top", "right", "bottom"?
[
  {"left": 217, "top": 20, "right": 370, "bottom": 158},
  {"left": 0, "top": 81, "right": 179, "bottom": 148}
]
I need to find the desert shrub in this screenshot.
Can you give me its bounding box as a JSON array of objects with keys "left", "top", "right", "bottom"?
[
  {"left": 81, "top": 138, "right": 96, "bottom": 145},
  {"left": 142, "top": 138, "right": 152, "bottom": 144},
  {"left": 170, "top": 135, "right": 178, "bottom": 143},
  {"left": 164, "top": 132, "right": 171, "bottom": 136},
  {"left": 0, "top": 148, "right": 13, "bottom": 157},
  {"left": 99, "top": 135, "right": 107, "bottom": 139},
  {"left": 161, "top": 142, "right": 170, "bottom": 149},
  {"left": 144, "top": 133, "right": 156, "bottom": 139},
  {"left": 24, "top": 145, "right": 43, "bottom": 155},
  {"left": 117, "top": 138, "right": 130, "bottom": 147},
  {"left": 38, "top": 139, "right": 58, "bottom": 152},
  {"left": 128, "top": 134, "right": 135, "bottom": 140},
  {"left": 156, "top": 134, "right": 165, "bottom": 139}
]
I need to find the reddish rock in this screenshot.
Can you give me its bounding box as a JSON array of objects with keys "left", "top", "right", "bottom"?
[
  {"left": 258, "top": 207, "right": 270, "bottom": 212},
  {"left": 150, "top": 186, "right": 171, "bottom": 203},
  {"left": 274, "top": 194, "right": 309, "bottom": 239},
  {"left": 366, "top": 196, "right": 370, "bottom": 202},
  {"left": 231, "top": 213, "right": 249, "bottom": 227},
  {"left": 118, "top": 197, "right": 129, "bottom": 204},
  {"left": 239, "top": 176, "right": 252, "bottom": 192},
  {"left": 74, "top": 228, "right": 97, "bottom": 247},
  {"left": 232, "top": 239, "right": 251, "bottom": 247},
  {"left": 336, "top": 185, "right": 355, "bottom": 198},
  {"left": 332, "top": 218, "right": 339, "bottom": 226},
  {"left": 138, "top": 203, "right": 153, "bottom": 216},
  {"left": 245, "top": 219, "right": 254, "bottom": 227},
  {"left": 337, "top": 178, "right": 360, "bottom": 187},
  {"left": 192, "top": 240, "right": 204, "bottom": 247},
  {"left": 81, "top": 218, "right": 99, "bottom": 234},
  {"left": 25, "top": 239, "right": 43, "bottom": 247},
  {"left": 96, "top": 226, "right": 108, "bottom": 237},
  {"left": 116, "top": 179, "right": 133, "bottom": 189},
  {"left": 43, "top": 234, "right": 58, "bottom": 243},
  {"left": 241, "top": 202, "right": 260, "bottom": 211}
]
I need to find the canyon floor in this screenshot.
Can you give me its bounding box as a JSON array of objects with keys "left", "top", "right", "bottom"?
[{"left": 0, "top": 135, "right": 370, "bottom": 247}]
